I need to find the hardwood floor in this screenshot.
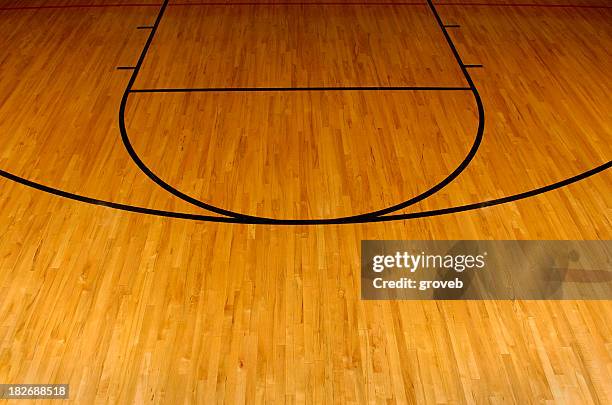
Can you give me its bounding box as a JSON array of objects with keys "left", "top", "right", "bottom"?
[
  {"left": 401, "top": 4, "right": 612, "bottom": 221},
  {"left": 125, "top": 90, "right": 478, "bottom": 219},
  {"left": 0, "top": 1, "right": 610, "bottom": 403},
  {"left": 133, "top": 3, "right": 466, "bottom": 88}
]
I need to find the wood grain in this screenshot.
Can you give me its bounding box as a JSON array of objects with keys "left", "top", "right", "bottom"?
[
  {"left": 0, "top": 2, "right": 610, "bottom": 404},
  {"left": 134, "top": 4, "right": 466, "bottom": 88},
  {"left": 125, "top": 90, "right": 478, "bottom": 219}
]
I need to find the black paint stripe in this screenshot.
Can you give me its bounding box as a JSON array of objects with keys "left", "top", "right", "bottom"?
[
  {"left": 130, "top": 86, "right": 471, "bottom": 93},
  {"left": 379, "top": 161, "right": 612, "bottom": 223},
  {"left": 1, "top": 162, "right": 609, "bottom": 225},
  {"left": 2, "top": 3, "right": 610, "bottom": 11}
]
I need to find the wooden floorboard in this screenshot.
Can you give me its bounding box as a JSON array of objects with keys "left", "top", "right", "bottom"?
[{"left": 0, "top": 1, "right": 610, "bottom": 403}]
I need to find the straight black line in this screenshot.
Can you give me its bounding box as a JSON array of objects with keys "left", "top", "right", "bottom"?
[
  {"left": 171, "top": 1, "right": 426, "bottom": 5},
  {"left": 2, "top": 3, "right": 611, "bottom": 11},
  {"left": 436, "top": 2, "right": 611, "bottom": 9},
  {"left": 124, "top": 2, "right": 168, "bottom": 89},
  {"left": 129, "top": 86, "right": 472, "bottom": 93},
  {"left": 426, "top": 0, "right": 474, "bottom": 88},
  {"left": 444, "top": 24, "right": 460, "bottom": 28},
  {"left": 137, "top": 26, "right": 154, "bottom": 29},
  {"left": 116, "top": 66, "right": 136, "bottom": 70},
  {"left": 464, "top": 64, "right": 484, "bottom": 68},
  {"left": 0, "top": 4, "right": 160, "bottom": 11}
]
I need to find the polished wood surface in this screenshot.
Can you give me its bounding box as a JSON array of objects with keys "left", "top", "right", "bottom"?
[
  {"left": 134, "top": 4, "right": 466, "bottom": 88},
  {"left": 126, "top": 90, "right": 478, "bottom": 218},
  {"left": 402, "top": 3, "right": 612, "bottom": 217},
  {"left": 0, "top": 1, "right": 610, "bottom": 404}
]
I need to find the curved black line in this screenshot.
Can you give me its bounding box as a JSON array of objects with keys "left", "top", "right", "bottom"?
[
  {"left": 1, "top": 161, "right": 609, "bottom": 224},
  {"left": 352, "top": 0, "right": 487, "bottom": 218},
  {"left": 119, "top": 0, "right": 485, "bottom": 223},
  {"left": 118, "top": 0, "right": 255, "bottom": 220}
]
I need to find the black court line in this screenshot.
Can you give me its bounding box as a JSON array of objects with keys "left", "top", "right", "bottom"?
[
  {"left": 172, "top": 2, "right": 426, "bottom": 5},
  {"left": 137, "top": 26, "right": 154, "bottom": 29},
  {"left": 118, "top": 0, "right": 486, "bottom": 224},
  {"left": 117, "top": 66, "right": 136, "bottom": 70},
  {"left": 444, "top": 24, "right": 460, "bottom": 28},
  {"left": 464, "top": 64, "right": 484, "bottom": 68},
  {"left": 0, "top": 3, "right": 159, "bottom": 11},
  {"left": 130, "top": 86, "right": 472, "bottom": 93},
  {"left": 436, "top": 2, "right": 611, "bottom": 9},
  {"left": 0, "top": 161, "right": 609, "bottom": 224},
  {"left": 2, "top": 3, "right": 611, "bottom": 11},
  {"left": 1, "top": 0, "right": 609, "bottom": 225},
  {"left": 171, "top": 2, "right": 612, "bottom": 8}
]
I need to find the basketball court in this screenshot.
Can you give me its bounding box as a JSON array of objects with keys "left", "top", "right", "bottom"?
[{"left": 0, "top": 0, "right": 610, "bottom": 402}]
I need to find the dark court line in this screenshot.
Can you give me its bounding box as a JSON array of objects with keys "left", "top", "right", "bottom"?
[
  {"left": 171, "top": 1, "right": 611, "bottom": 8},
  {"left": 129, "top": 86, "right": 472, "bottom": 93},
  {"left": 137, "top": 26, "right": 154, "bottom": 29},
  {"left": 170, "top": 1, "right": 426, "bottom": 4},
  {"left": 0, "top": 161, "right": 609, "bottom": 225},
  {"left": 2, "top": 2, "right": 610, "bottom": 11},
  {"left": 0, "top": 3, "right": 160, "bottom": 11},
  {"left": 464, "top": 64, "right": 484, "bottom": 68},
  {"left": 0, "top": 2, "right": 426, "bottom": 11},
  {"left": 436, "top": 2, "right": 611, "bottom": 9},
  {"left": 444, "top": 24, "right": 461, "bottom": 28},
  {"left": 116, "top": 66, "right": 136, "bottom": 70}
]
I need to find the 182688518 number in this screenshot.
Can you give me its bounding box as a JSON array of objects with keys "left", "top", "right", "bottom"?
[{"left": 0, "top": 384, "right": 69, "bottom": 399}]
